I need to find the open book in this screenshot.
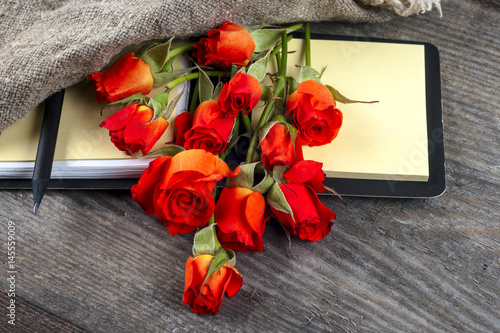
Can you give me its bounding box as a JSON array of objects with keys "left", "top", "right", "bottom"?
[{"left": 0, "top": 36, "right": 443, "bottom": 196}]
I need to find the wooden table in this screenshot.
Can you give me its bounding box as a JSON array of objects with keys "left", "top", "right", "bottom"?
[{"left": 1, "top": 1, "right": 499, "bottom": 332}]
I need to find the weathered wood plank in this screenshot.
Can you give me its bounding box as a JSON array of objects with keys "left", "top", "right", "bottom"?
[{"left": 1, "top": 1, "right": 499, "bottom": 332}]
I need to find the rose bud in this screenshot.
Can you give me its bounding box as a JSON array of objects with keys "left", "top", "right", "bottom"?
[
  {"left": 269, "top": 183, "right": 336, "bottom": 241},
  {"left": 259, "top": 122, "right": 303, "bottom": 171},
  {"left": 99, "top": 103, "right": 168, "bottom": 155},
  {"left": 183, "top": 254, "right": 243, "bottom": 315},
  {"left": 193, "top": 21, "right": 255, "bottom": 70},
  {"left": 183, "top": 100, "right": 235, "bottom": 155},
  {"left": 131, "top": 149, "right": 238, "bottom": 236},
  {"left": 286, "top": 80, "right": 343, "bottom": 147},
  {"left": 284, "top": 160, "right": 326, "bottom": 193},
  {"left": 215, "top": 187, "right": 269, "bottom": 252},
  {"left": 218, "top": 72, "right": 262, "bottom": 117},
  {"left": 88, "top": 53, "right": 154, "bottom": 103}
]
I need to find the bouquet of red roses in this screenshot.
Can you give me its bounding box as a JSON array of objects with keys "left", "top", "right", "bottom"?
[{"left": 88, "top": 21, "right": 366, "bottom": 315}]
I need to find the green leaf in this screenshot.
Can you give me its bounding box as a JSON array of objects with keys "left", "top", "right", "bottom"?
[
  {"left": 266, "top": 182, "right": 295, "bottom": 224},
  {"left": 326, "top": 85, "right": 379, "bottom": 104},
  {"left": 142, "top": 144, "right": 185, "bottom": 158},
  {"left": 250, "top": 25, "right": 302, "bottom": 53},
  {"left": 152, "top": 67, "right": 197, "bottom": 87},
  {"left": 192, "top": 224, "right": 220, "bottom": 257},
  {"left": 195, "top": 64, "right": 214, "bottom": 103},
  {"left": 300, "top": 65, "right": 321, "bottom": 83},
  {"left": 251, "top": 29, "right": 283, "bottom": 53},
  {"left": 140, "top": 38, "right": 173, "bottom": 73},
  {"left": 247, "top": 48, "right": 272, "bottom": 82}
]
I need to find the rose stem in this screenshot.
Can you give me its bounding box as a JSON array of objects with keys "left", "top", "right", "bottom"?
[
  {"left": 189, "top": 79, "right": 199, "bottom": 115},
  {"left": 245, "top": 30, "right": 289, "bottom": 163},
  {"left": 305, "top": 22, "right": 311, "bottom": 67},
  {"left": 160, "top": 42, "right": 196, "bottom": 72},
  {"left": 241, "top": 113, "right": 253, "bottom": 133},
  {"left": 165, "top": 71, "right": 226, "bottom": 90}
]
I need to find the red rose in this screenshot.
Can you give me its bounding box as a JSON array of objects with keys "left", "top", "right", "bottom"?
[
  {"left": 218, "top": 72, "right": 262, "bottom": 117},
  {"left": 269, "top": 183, "right": 335, "bottom": 241},
  {"left": 215, "top": 187, "right": 269, "bottom": 252},
  {"left": 183, "top": 100, "right": 235, "bottom": 155},
  {"left": 88, "top": 53, "right": 154, "bottom": 103},
  {"left": 173, "top": 111, "right": 194, "bottom": 147},
  {"left": 183, "top": 254, "right": 242, "bottom": 315},
  {"left": 193, "top": 21, "right": 255, "bottom": 70},
  {"left": 259, "top": 122, "right": 303, "bottom": 170},
  {"left": 286, "top": 80, "right": 343, "bottom": 147},
  {"left": 284, "top": 160, "right": 326, "bottom": 193},
  {"left": 131, "top": 149, "right": 237, "bottom": 236},
  {"left": 99, "top": 103, "right": 168, "bottom": 155}
]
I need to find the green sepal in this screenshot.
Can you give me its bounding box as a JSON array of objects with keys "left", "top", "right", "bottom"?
[
  {"left": 194, "top": 64, "right": 214, "bottom": 103},
  {"left": 109, "top": 93, "right": 148, "bottom": 105},
  {"left": 324, "top": 185, "right": 347, "bottom": 207},
  {"left": 326, "top": 85, "right": 379, "bottom": 105},
  {"left": 230, "top": 65, "right": 240, "bottom": 78},
  {"left": 258, "top": 118, "right": 296, "bottom": 145},
  {"left": 192, "top": 224, "right": 221, "bottom": 257},
  {"left": 225, "top": 162, "right": 274, "bottom": 194},
  {"left": 225, "top": 162, "right": 255, "bottom": 189},
  {"left": 193, "top": 224, "right": 237, "bottom": 294},
  {"left": 142, "top": 144, "right": 185, "bottom": 158},
  {"left": 300, "top": 65, "right": 322, "bottom": 83},
  {"left": 229, "top": 114, "right": 239, "bottom": 143},
  {"left": 140, "top": 38, "right": 174, "bottom": 73},
  {"left": 152, "top": 66, "right": 197, "bottom": 87},
  {"left": 226, "top": 249, "right": 236, "bottom": 267},
  {"left": 286, "top": 76, "right": 300, "bottom": 95},
  {"left": 260, "top": 85, "right": 272, "bottom": 102},
  {"left": 250, "top": 25, "right": 302, "bottom": 53},
  {"left": 251, "top": 162, "right": 275, "bottom": 194},
  {"left": 200, "top": 248, "right": 235, "bottom": 295},
  {"left": 213, "top": 81, "right": 224, "bottom": 101},
  {"left": 163, "top": 83, "right": 186, "bottom": 120},
  {"left": 266, "top": 182, "right": 295, "bottom": 224},
  {"left": 220, "top": 131, "right": 252, "bottom": 161},
  {"left": 146, "top": 91, "right": 169, "bottom": 122},
  {"left": 272, "top": 165, "right": 289, "bottom": 186},
  {"left": 258, "top": 120, "right": 279, "bottom": 144},
  {"left": 247, "top": 48, "right": 272, "bottom": 82}
]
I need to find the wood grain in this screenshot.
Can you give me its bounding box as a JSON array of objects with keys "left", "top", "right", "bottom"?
[{"left": 1, "top": 1, "right": 499, "bottom": 332}]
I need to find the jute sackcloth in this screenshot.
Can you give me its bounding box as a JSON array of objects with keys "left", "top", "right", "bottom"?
[{"left": 0, "top": 0, "right": 441, "bottom": 131}]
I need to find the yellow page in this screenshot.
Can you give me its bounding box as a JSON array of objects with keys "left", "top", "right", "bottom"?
[{"left": 254, "top": 39, "right": 429, "bottom": 182}]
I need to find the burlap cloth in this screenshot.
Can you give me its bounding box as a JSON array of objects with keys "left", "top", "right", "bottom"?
[{"left": 0, "top": 0, "right": 441, "bottom": 132}]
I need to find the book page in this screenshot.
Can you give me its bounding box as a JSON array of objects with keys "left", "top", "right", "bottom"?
[
  {"left": 0, "top": 43, "right": 188, "bottom": 178},
  {"left": 254, "top": 38, "right": 429, "bottom": 182}
]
